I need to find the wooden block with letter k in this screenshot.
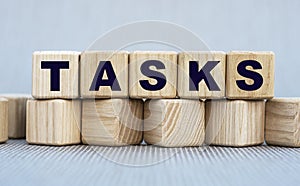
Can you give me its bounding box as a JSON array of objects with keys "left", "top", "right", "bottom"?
[
  {"left": 178, "top": 51, "right": 226, "bottom": 99},
  {"left": 226, "top": 51, "right": 274, "bottom": 99}
]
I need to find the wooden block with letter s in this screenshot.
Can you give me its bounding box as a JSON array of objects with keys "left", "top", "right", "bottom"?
[
  {"left": 226, "top": 51, "right": 274, "bottom": 99},
  {"left": 144, "top": 99, "right": 205, "bottom": 147},
  {"left": 80, "top": 51, "right": 129, "bottom": 98},
  {"left": 129, "top": 51, "right": 177, "bottom": 99},
  {"left": 26, "top": 99, "right": 81, "bottom": 146},
  {"left": 266, "top": 98, "right": 300, "bottom": 147},
  {"left": 32, "top": 51, "right": 80, "bottom": 99},
  {"left": 178, "top": 51, "right": 226, "bottom": 99}
]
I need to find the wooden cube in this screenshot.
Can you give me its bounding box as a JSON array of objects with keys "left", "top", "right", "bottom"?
[
  {"left": 178, "top": 51, "right": 226, "bottom": 99},
  {"left": 266, "top": 98, "right": 300, "bottom": 147},
  {"left": 82, "top": 99, "right": 143, "bottom": 146},
  {"left": 0, "top": 98, "right": 8, "bottom": 143},
  {"left": 26, "top": 99, "right": 81, "bottom": 145},
  {"left": 226, "top": 51, "right": 274, "bottom": 99},
  {"left": 80, "top": 51, "right": 129, "bottom": 98},
  {"left": 206, "top": 100, "right": 265, "bottom": 146},
  {"left": 32, "top": 51, "right": 80, "bottom": 99},
  {"left": 129, "top": 51, "right": 177, "bottom": 98},
  {"left": 144, "top": 99, "right": 205, "bottom": 147},
  {"left": 0, "top": 94, "right": 30, "bottom": 138}
]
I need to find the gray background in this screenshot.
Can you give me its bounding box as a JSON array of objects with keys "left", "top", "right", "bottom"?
[
  {"left": 1, "top": 1, "right": 300, "bottom": 186},
  {"left": 0, "top": 0, "right": 299, "bottom": 96}
]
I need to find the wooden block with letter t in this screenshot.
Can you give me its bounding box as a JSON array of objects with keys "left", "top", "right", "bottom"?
[
  {"left": 82, "top": 99, "right": 143, "bottom": 146},
  {"left": 266, "top": 98, "right": 300, "bottom": 147},
  {"left": 205, "top": 99, "right": 265, "bottom": 146},
  {"left": 129, "top": 51, "right": 177, "bottom": 99},
  {"left": 0, "top": 98, "right": 8, "bottom": 143},
  {"left": 80, "top": 51, "right": 128, "bottom": 98},
  {"left": 178, "top": 51, "right": 226, "bottom": 99},
  {"left": 0, "top": 94, "right": 31, "bottom": 138},
  {"left": 26, "top": 99, "right": 81, "bottom": 146},
  {"left": 226, "top": 51, "right": 274, "bottom": 99},
  {"left": 32, "top": 51, "right": 80, "bottom": 99},
  {"left": 144, "top": 99, "right": 205, "bottom": 147}
]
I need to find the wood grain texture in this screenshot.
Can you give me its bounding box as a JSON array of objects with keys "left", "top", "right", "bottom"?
[
  {"left": 32, "top": 51, "right": 80, "bottom": 99},
  {"left": 178, "top": 51, "right": 226, "bottom": 99},
  {"left": 144, "top": 99, "right": 205, "bottom": 147},
  {"left": 0, "top": 94, "right": 31, "bottom": 138},
  {"left": 0, "top": 98, "right": 8, "bottom": 143},
  {"left": 82, "top": 99, "right": 143, "bottom": 146},
  {"left": 266, "top": 98, "right": 300, "bottom": 147},
  {"left": 226, "top": 51, "right": 274, "bottom": 99},
  {"left": 129, "top": 51, "right": 177, "bottom": 99},
  {"left": 206, "top": 99, "right": 265, "bottom": 147},
  {"left": 26, "top": 99, "right": 81, "bottom": 146},
  {"left": 80, "top": 51, "right": 129, "bottom": 98}
]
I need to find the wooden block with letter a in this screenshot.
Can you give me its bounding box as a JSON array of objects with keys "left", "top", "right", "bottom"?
[
  {"left": 178, "top": 51, "right": 226, "bottom": 99},
  {"left": 266, "top": 98, "right": 300, "bottom": 147},
  {"left": 26, "top": 99, "right": 81, "bottom": 146},
  {"left": 0, "top": 98, "right": 8, "bottom": 143},
  {"left": 144, "top": 99, "right": 205, "bottom": 147},
  {"left": 226, "top": 51, "right": 274, "bottom": 99},
  {"left": 206, "top": 99, "right": 265, "bottom": 146},
  {"left": 129, "top": 51, "right": 177, "bottom": 99},
  {"left": 82, "top": 99, "right": 143, "bottom": 146},
  {"left": 32, "top": 51, "right": 80, "bottom": 99},
  {"left": 0, "top": 94, "right": 31, "bottom": 138},
  {"left": 80, "top": 51, "right": 129, "bottom": 98}
]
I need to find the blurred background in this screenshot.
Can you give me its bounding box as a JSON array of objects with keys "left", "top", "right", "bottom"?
[{"left": 0, "top": 0, "right": 299, "bottom": 96}]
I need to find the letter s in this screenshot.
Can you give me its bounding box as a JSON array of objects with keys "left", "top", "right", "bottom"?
[{"left": 236, "top": 60, "right": 263, "bottom": 91}]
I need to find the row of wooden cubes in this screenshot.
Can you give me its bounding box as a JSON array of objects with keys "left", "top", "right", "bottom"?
[
  {"left": 0, "top": 95, "right": 30, "bottom": 142},
  {"left": 18, "top": 98, "right": 300, "bottom": 147},
  {"left": 32, "top": 51, "right": 274, "bottom": 99}
]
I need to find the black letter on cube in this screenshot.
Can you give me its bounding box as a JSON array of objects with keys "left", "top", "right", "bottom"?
[
  {"left": 41, "top": 61, "right": 69, "bottom": 91},
  {"left": 139, "top": 60, "right": 167, "bottom": 91},
  {"left": 236, "top": 60, "right": 263, "bottom": 91},
  {"left": 90, "top": 61, "right": 121, "bottom": 91},
  {"left": 189, "top": 61, "right": 220, "bottom": 91}
]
